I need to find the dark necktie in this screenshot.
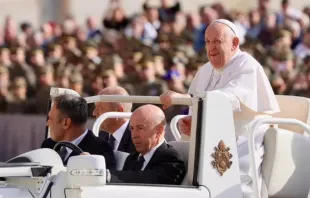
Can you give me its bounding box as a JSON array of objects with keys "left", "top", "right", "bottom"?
[
  {"left": 108, "top": 135, "right": 116, "bottom": 149},
  {"left": 58, "top": 146, "right": 68, "bottom": 162},
  {"left": 133, "top": 156, "right": 145, "bottom": 171}
]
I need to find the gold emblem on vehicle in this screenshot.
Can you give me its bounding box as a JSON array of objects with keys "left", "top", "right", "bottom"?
[{"left": 211, "top": 140, "right": 233, "bottom": 176}]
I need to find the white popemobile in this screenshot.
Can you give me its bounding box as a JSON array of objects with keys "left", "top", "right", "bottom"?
[{"left": 1, "top": 87, "right": 310, "bottom": 198}]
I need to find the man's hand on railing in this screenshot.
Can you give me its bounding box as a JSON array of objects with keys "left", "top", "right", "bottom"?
[{"left": 160, "top": 91, "right": 191, "bottom": 109}]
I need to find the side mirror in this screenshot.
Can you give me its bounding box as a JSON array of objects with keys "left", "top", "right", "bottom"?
[{"left": 66, "top": 155, "right": 106, "bottom": 187}]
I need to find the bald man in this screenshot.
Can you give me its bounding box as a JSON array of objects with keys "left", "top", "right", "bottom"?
[
  {"left": 93, "top": 86, "right": 135, "bottom": 153},
  {"left": 160, "top": 19, "right": 279, "bottom": 195},
  {"left": 108, "top": 104, "right": 186, "bottom": 185}
]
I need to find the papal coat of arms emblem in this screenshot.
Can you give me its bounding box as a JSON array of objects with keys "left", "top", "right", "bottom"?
[{"left": 211, "top": 140, "right": 233, "bottom": 176}]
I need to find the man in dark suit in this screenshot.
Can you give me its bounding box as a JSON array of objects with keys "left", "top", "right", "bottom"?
[
  {"left": 93, "top": 86, "right": 135, "bottom": 153},
  {"left": 41, "top": 94, "right": 116, "bottom": 169},
  {"left": 108, "top": 104, "right": 186, "bottom": 185}
]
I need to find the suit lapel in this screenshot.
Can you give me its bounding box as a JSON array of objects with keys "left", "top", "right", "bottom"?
[
  {"left": 99, "top": 130, "right": 109, "bottom": 141},
  {"left": 123, "top": 152, "right": 139, "bottom": 171},
  {"left": 45, "top": 139, "right": 57, "bottom": 149},
  {"left": 64, "top": 130, "right": 92, "bottom": 164},
  {"left": 144, "top": 142, "right": 167, "bottom": 170},
  {"left": 76, "top": 130, "right": 93, "bottom": 151}
]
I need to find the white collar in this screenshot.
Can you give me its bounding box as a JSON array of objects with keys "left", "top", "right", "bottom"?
[
  {"left": 140, "top": 139, "right": 165, "bottom": 170},
  {"left": 111, "top": 120, "right": 129, "bottom": 146}
]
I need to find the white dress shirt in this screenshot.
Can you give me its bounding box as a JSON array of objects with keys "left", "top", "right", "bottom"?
[
  {"left": 64, "top": 129, "right": 88, "bottom": 160},
  {"left": 110, "top": 120, "right": 129, "bottom": 151},
  {"left": 140, "top": 139, "right": 165, "bottom": 171}
]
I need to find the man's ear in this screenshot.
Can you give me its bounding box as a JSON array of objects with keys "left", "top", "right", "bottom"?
[
  {"left": 155, "top": 124, "right": 164, "bottom": 139},
  {"left": 232, "top": 37, "right": 239, "bottom": 50},
  {"left": 118, "top": 105, "right": 124, "bottom": 113},
  {"left": 63, "top": 118, "right": 72, "bottom": 130}
]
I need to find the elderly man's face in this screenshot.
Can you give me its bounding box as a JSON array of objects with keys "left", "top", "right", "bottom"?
[
  {"left": 93, "top": 102, "right": 118, "bottom": 133},
  {"left": 205, "top": 24, "right": 238, "bottom": 69},
  {"left": 93, "top": 102, "right": 111, "bottom": 119},
  {"left": 130, "top": 112, "right": 160, "bottom": 155}
]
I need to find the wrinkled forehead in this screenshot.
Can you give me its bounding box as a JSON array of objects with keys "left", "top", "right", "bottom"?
[
  {"left": 205, "top": 23, "right": 226, "bottom": 39},
  {"left": 206, "top": 22, "right": 237, "bottom": 41},
  {"left": 130, "top": 111, "right": 151, "bottom": 126}
]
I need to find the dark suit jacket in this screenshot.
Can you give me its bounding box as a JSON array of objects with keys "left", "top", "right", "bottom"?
[
  {"left": 99, "top": 123, "right": 136, "bottom": 153},
  {"left": 41, "top": 130, "right": 116, "bottom": 169},
  {"left": 109, "top": 142, "right": 186, "bottom": 185}
]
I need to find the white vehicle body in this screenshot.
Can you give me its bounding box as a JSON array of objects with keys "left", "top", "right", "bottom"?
[{"left": 1, "top": 87, "right": 310, "bottom": 198}]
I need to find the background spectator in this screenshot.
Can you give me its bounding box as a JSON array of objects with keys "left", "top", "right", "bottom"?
[{"left": 0, "top": 0, "right": 309, "bottom": 122}]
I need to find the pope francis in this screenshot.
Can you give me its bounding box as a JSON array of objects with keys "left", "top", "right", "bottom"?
[{"left": 160, "top": 19, "right": 280, "bottom": 197}]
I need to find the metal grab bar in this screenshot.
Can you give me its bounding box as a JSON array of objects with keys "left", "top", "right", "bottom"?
[
  {"left": 248, "top": 118, "right": 310, "bottom": 198},
  {"left": 85, "top": 95, "right": 193, "bottom": 106},
  {"left": 50, "top": 87, "right": 193, "bottom": 106},
  {"left": 92, "top": 112, "right": 132, "bottom": 136},
  {"left": 170, "top": 115, "right": 188, "bottom": 141}
]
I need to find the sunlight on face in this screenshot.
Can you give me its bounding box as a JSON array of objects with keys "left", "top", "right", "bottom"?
[
  {"left": 130, "top": 113, "right": 158, "bottom": 155},
  {"left": 92, "top": 102, "right": 116, "bottom": 132},
  {"left": 205, "top": 23, "right": 238, "bottom": 69},
  {"left": 46, "top": 104, "right": 64, "bottom": 141}
]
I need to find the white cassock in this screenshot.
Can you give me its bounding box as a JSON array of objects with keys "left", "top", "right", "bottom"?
[{"left": 186, "top": 49, "right": 280, "bottom": 197}]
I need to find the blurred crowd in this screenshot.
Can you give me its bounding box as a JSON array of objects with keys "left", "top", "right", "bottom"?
[{"left": 0, "top": 0, "right": 310, "bottom": 120}]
